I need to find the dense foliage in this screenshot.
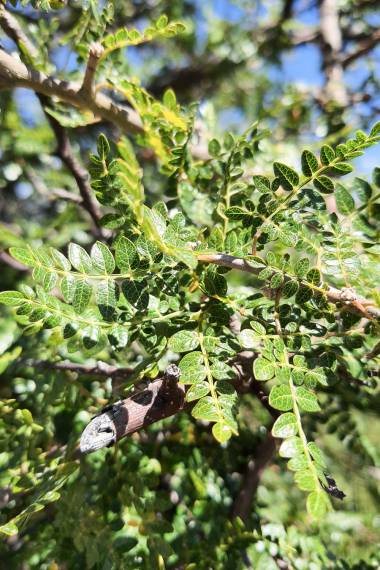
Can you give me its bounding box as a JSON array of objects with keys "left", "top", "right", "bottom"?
[{"left": 0, "top": 1, "right": 380, "bottom": 568}]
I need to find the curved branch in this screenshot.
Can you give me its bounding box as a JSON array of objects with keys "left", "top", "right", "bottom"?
[
  {"left": 0, "top": 48, "right": 143, "bottom": 134},
  {"left": 197, "top": 253, "right": 380, "bottom": 319},
  {"left": 342, "top": 29, "right": 380, "bottom": 68},
  {"left": 231, "top": 430, "right": 277, "bottom": 522}
]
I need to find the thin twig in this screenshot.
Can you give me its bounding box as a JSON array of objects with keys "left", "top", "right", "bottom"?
[
  {"left": 342, "top": 29, "right": 380, "bottom": 68},
  {"left": 38, "top": 94, "right": 104, "bottom": 235},
  {"left": 0, "top": 8, "right": 104, "bottom": 234},
  {"left": 79, "top": 42, "right": 104, "bottom": 98},
  {"left": 17, "top": 359, "right": 134, "bottom": 379},
  {"left": 0, "top": 5, "right": 38, "bottom": 59},
  {"left": 197, "top": 253, "right": 380, "bottom": 319},
  {"left": 0, "top": 47, "right": 143, "bottom": 133}
]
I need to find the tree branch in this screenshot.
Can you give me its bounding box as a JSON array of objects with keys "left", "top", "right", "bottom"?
[
  {"left": 79, "top": 364, "right": 186, "bottom": 453},
  {"left": 0, "top": 7, "right": 104, "bottom": 233},
  {"left": 0, "top": 5, "right": 38, "bottom": 59},
  {"left": 38, "top": 94, "right": 104, "bottom": 235},
  {"left": 18, "top": 359, "right": 134, "bottom": 379},
  {"left": 231, "top": 430, "right": 278, "bottom": 522},
  {"left": 342, "top": 28, "right": 380, "bottom": 68},
  {"left": 79, "top": 42, "right": 104, "bottom": 98},
  {"left": 197, "top": 253, "right": 380, "bottom": 319},
  {"left": 318, "top": 0, "right": 348, "bottom": 107},
  {"left": 0, "top": 48, "right": 143, "bottom": 133}
]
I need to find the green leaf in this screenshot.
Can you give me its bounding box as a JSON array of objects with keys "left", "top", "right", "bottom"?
[
  {"left": 179, "top": 351, "right": 203, "bottom": 369},
  {"left": 313, "top": 176, "right": 334, "bottom": 194},
  {"left": 269, "top": 385, "right": 292, "bottom": 411},
  {"left": 42, "top": 271, "right": 58, "bottom": 292},
  {"left": 369, "top": 121, "right": 380, "bottom": 138},
  {"left": 91, "top": 242, "right": 115, "bottom": 274},
  {"left": 208, "top": 138, "right": 222, "bottom": 157},
  {"left": 373, "top": 167, "right": 380, "bottom": 188},
  {"left": 272, "top": 412, "right": 298, "bottom": 438},
  {"left": 100, "top": 213, "right": 126, "bottom": 229},
  {"left": 307, "top": 442, "right": 326, "bottom": 467},
  {"left": 335, "top": 184, "right": 355, "bottom": 214},
  {"left": 49, "top": 247, "right": 71, "bottom": 271},
  {"left": 301, "top": 150, "right": 319, "bottom": 177},
  {"left": 296, "top": 387, "right": 321, "bottom": 412},
  {"left": 163, "top": 88, "right": 177, "bottom": 109},
  {"left": 156, "top": 14, "right": 169, "bottom": 29},
  {"left": 108, "top": 325, "right": 128, "bottom": 349},
  {"left": 295, "top": 258, "right": 310, "bottom": 278},
  {"left": 253, "top": 357, "right": 275, "bottom": 381},
  {"left": 96, "top": 281, "right": 118, "bottom": 320},
  {"left": 253, "top": 175, "right": 271, "bottom": 193},
  {"left": 279, "top": 436, "right": 304, "bottom": 458},
  {"left": 97, "top": 133, "right": 110, "bottom": 159},
  {"left": 307, "top": 491, "right": 330, "bottom": 519},
  {"left": 0, "top": 521, "right": 18, "bottom": 536},
  {"left": 191, "top": 397, "right": 220, "bottom": 421},
  {"left": 273, "top": 162, "right": 299, "bottom": 191},
  {"left": 295, "top": 470, "right": 317, "bottom": 491},
  {"left": 330, "top": 162, "right": 353, "bottom": 176},
  {"left": 212, "top": 422, "right": 233, "bottom": 443},
  {"left": 115, "top": 237, "right": 139, "bottom": 272},
  {"left": 238, "top": 329, "right": 260, "bottom": 348},
  {"left": 121, "top": 279, "right": 148, "bottom": 310},
  {"left": 9, "top": 246, "right": 36, "bottom": 267},
  {"left": 61, "top": 275, "right": 77, "bottom": 303},
  {"left": 306, "top": 268, "right": 321, "bottom": 286},
  {"left": 186, "top": 382, "right": 210, "bottom": 402},
  {"left": 282, "top": 279, "right": 299, "bottom": 298},
  {"left": 180, "top": 365, "right": 207, "bottom": 385},
  {"left": 68, "top": 243, "right": 93, "bottom": 273},
  {"left": 305, "top": 369, "right": 326, "bottom": 388},
  {"left": 295, "top": 285, "right": 313, "bottom": 304},
  {"left": 288, "top": 453, "right": 309, "bottom": 471},
  {"left": 224, "top": 206, "right": 251, "bottom": 220},
  {"left": 0, "top": 291, "right": 25, "bottom": 306},
  {"left": 72, "top": 279, "right": 92, "bottom": 313},
  {"left": 168, "top": 330, "right": 199, "bottom": 353},
  {"left": 320, "top": 145, "right": 335, "bottom": 165},
  {"left": 270, "top": 272, "right": 283, "bottom": 289},
  {"left": 203, "top": 271, "right": 227, "bottom": 296}
]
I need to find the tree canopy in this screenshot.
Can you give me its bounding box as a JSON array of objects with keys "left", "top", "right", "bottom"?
[{"left": 0, "top": 1, "right": 380, "bottom": 568}]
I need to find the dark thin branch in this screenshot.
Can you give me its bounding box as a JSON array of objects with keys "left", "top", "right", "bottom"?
[
  {"left": 280, "top": 0, "right": 295, "bottom": 23},
  {"left": 250, "top": 380, "right": 280, "bottom": 420},
  {"left": 18, "top": 359, "right": 134, "bottom": 379},
  {"left": 231, "top": 430, "right": 278, "bottom": 522},
  {"left": 0, "top": 7, "right": 104, "bottom": 234},
  {"left": 342, "top": 29, "right": 380, "bottom": 68},
  {"left": 38, "top": 94, "right": 104, "bottom": 235}
]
